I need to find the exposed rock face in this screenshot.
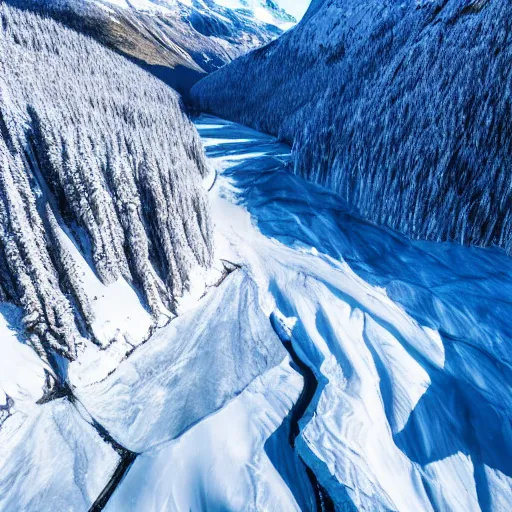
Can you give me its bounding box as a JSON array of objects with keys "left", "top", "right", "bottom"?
[
  {"left": 10, "top": 0, "right": 295, "bottom": 97},
  {"left": 192, "top": 0, "right": 512, "bottom": 254},
  {"left": 0, "top": 2, "right": 213, "bottom": 363}
]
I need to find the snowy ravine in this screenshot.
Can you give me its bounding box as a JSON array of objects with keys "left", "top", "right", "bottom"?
[
  {"left": 192, "top": 116, "right": 512, "bottom": 512},
  {"left": 70, "top": 115, "right": 512, "bottom": 511},
  {"left": 2, "top": 114, "right": 511, "bottom": 511}
]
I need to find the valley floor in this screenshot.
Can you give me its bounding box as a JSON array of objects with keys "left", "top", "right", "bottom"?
[{"left": 2, "top": 116, "right": 512, "bottom": 511}]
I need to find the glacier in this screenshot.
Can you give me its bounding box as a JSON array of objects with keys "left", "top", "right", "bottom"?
[{"left": 191, "top": 0, "right": 512, "bottom": 254}]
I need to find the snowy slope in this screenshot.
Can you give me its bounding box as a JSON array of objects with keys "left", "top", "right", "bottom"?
[
  {"left": 192, "top": 0, "right": 512, "bottom": 254},
  {"left": 2, "top": 112, "right": 510, "bottom": 510},
  {"left": 74, "top": 269, "right": 287, "bottom": 452},
  {"left": 0, "top": 398, "right": 119, "bottom": 511},
  {"left": 71, "top": 262, "right": 314, "bottom": 510},
  {"left": 0, "top": 2, "right": 212, "bottom": 363},
  {"left": 104, "top": 359, "right": 306, "bottom": 511},
  {"left": 1, "top": 1, "right": 511, "bottom": 509},
  {"left": 0, "top": 304, "right": 48, "bottom": 420}
]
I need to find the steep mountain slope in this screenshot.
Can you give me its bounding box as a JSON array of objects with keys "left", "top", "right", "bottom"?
[
  {"left": 192, "top": 0, "right": 512, "bottom": 254},
  {"left": 0, "top": 2, "right": 212, "bottom": 376},
  {"left": 11, "top": 0, "right": 295, "bottom": 96}
]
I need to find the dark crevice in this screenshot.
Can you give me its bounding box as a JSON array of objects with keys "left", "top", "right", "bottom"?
[
  {"left": 72, "top": 391, "right": 138, "bottom": 512},
  {"left": 88, "top": 451, "right": 137, "bottom": 512},
  {"left": 36, "top": 373, "right": 71, "bottom": 405},
  {"left": 269, "top": 312, "right": 336, "bottom": 512},
  {"left": 0, "top": 393, "right": 14, "bottom": 426},
  {"left": 35, "top": 369, "right": 138, "bottom": 510}
]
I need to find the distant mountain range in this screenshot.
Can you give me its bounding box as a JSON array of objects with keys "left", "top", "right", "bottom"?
[{"left": 9, "top": 0, "right": 295, "bottom": 97}]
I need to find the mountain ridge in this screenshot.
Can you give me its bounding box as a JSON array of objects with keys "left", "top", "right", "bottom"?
[{"left": 9, "top": 0, "right": 295, "bottom": 97}]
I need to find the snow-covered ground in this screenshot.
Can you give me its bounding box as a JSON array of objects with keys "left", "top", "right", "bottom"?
[
  {"left": 0, "top": 396, "right": 119, "bottom": 511},
  {"left": 75, "top": 269, "right": 287, "bottom": 453},
  {"left": 0, "top": 303, "right": 121, "bottom": 511},
  {"left": 104, "top": 358, "right": 305, "bottom": 511},
  {"left": 191, "top": 116, "right": 512, "bottom": 511},
  {"left": 2, "top": 114, "right": 511, "bottom": 511},
  {"left": 160, "top": 116, "right": 510, "bottom": 512},
  {"left": 0, "top": 304, "right": 48, "bottom": 416}
]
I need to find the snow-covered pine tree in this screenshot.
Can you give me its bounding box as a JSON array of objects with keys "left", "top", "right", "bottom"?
[{"left": 0, "top": 3, "right": 213, "bottom": 364}]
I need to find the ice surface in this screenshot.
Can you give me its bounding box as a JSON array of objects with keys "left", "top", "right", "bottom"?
[
  {"left": 75, "top": 269, "right": 287, "bottom": 452},
  {"left": 105, "top": 358, "right": 303, "bottom": 511}
]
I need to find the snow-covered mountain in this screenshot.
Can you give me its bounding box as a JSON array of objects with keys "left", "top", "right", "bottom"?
[
  {"left": 1, "top": 1, "right": 511, "bottom": 511},
  {"left": 12, "top": 0, "right": 295, "bottom": 96},
  {"left": 0, "top": 4, "right": 218, "bottom": 508},
  {"left": 192, "top": 0, "right": 512, "bottom": 254},
  {"left": 100, "top": 0, "right": 294, "bottom": 27}
]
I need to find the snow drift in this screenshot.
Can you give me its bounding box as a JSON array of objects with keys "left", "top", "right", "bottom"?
[{"left": 191, "top": 0, "right": 512, "bottom": 254}]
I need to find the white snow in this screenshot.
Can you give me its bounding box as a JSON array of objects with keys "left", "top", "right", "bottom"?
[
  {"left": 0, "top": 399, "right": 119, "bottom": 511},
  {"left": 53, "top": 221, "right": 153, "bottom": 349},
  {"left": 99, "top": 0, "right": 294, "bottom": 27},
  {"left": 0, "top": 304, "right": 48, "bottom": 414},
  {"left": 74, "top": 269, "right": 287, "bottom": 452},
  {"left": 105, "top": 358, "right": 303, "bottom": 511},
  {"left": 190, "top": 115, "right": 512, "bottom": 511}
]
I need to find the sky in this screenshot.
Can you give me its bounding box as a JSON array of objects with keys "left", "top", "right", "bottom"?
[{"left": 278, "top": 0, "right": 311, "bottom": 20}]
